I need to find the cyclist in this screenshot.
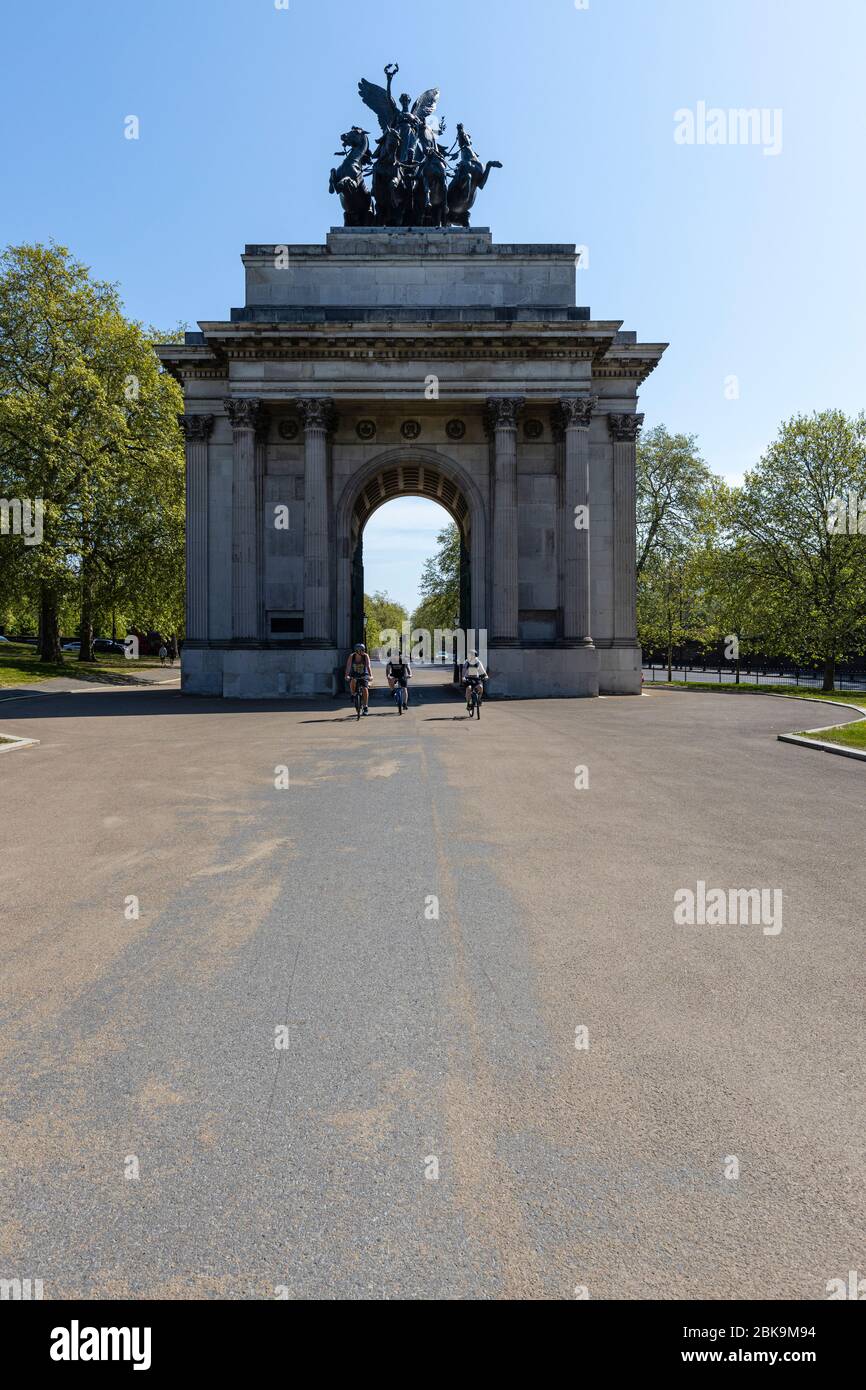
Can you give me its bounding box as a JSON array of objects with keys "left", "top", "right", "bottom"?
[
  {"left": 386, "top": 652, "right": 412, "bottom": 709},
  {"left": 461, "top": 650, "right": 488, "bottom": 711},
  {"left": 345, "top": 643, "right": 372, "bottom": 714}
]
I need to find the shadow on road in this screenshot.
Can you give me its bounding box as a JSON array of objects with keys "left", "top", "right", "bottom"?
[{"left": 0, "top": 679, "right": 462, "bottom": 723}]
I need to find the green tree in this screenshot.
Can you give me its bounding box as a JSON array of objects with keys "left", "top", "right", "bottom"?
[
  {"left": 638, "top": 542, "right": 709, "bottom": 680},
  {"left": 0, "top": 243, "right": 184, "bottom": 662},
  {"left": 637, "top": 425, "right": 713, "bottom": 577},
  {"left": 687, "top": 485, "right": 770, "bottom": 681},
  {"left": 364, "top": 590, "right": 409, "bottom": 660},
  {"left": 730, "top": 410, "right": 866, "bottom": 688},
  {"left": 410, "top": 522, "right": 460, "bottom": 633}
]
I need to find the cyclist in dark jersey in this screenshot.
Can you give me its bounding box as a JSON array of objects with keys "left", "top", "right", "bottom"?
[
  {"left": 386, "top": 653, "right": 412, "bottom": 709},
  {"left": 345, "top": 644, "right": 372, "bottom": 714}
]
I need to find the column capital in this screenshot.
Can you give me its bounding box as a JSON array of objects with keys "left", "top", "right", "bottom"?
[
  {"left": 296, "top": 397, "right": 338, "bottom": 433},
  {"left": 484, "top": 396, "right": 525, "bottom": 437},
  {"left": 607, "top": 412, "right": 644, "bottom": 444},
  {"left": 224, "top": 397, "right": 267, "bottom": 434},
  {"left": 553, "top": 395, "right": 598, "bottom": 440},
  {"left": 178, "top": 413, "right": 214, "bottom": 443}
]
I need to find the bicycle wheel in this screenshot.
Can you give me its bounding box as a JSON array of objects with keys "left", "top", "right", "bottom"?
[{"left": 355, "top": 689, "right": 362, "bottom": 720}]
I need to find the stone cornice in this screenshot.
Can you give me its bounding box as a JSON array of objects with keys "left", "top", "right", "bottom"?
[{"left": 156, "top": 326, "right": 667, "bottom": 387}]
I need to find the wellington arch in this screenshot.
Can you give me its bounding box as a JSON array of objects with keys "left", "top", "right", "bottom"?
[{"left": 157, "top": 226, "right": 666, "bottom": 698}]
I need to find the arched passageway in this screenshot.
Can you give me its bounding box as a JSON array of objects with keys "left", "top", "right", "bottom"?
[{"left": 335, "top": 449, "right": 488, "bottom": 654}]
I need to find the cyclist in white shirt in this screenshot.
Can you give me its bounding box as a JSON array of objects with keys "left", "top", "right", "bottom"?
[{"left": 461, "top": 650, "right": 488, "bottom": 710}]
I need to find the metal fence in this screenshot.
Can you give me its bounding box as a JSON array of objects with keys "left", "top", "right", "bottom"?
[{"left": 642, "top": 664, "right": 866, "bottom": 693}]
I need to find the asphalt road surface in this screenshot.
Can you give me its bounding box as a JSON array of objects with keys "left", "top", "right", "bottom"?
[{"left": 1, "top": 678, "right": 864, "bottom": 1299}]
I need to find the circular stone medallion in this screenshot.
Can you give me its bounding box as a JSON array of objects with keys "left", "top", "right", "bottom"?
[
  {"left": 524, "top": 419, "right": 544, "bottom": 440},
  {"left": 445, "top": 419, "right": 466, "bottom": 440},
  {"left": 356, "top": 419, "right": 377, "bottom": 441},
  {"left": 277, "top": 418, "right": 299, "bottom": 442},
  {"left": 401, "top": 420, "right": 422, "bottom": 441}
]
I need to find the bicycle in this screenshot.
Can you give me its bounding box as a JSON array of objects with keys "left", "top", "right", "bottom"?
[
  {"left": 392, "top": 677, "right": 409, "bottom": 714},
  {"left": 466, "top": 677, "right": 484, "bottom": 719},
  {"left": 349, "top": 678, "right": 369, "bottom": 720}
]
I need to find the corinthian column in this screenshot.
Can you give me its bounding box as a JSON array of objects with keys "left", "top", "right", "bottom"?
[
  {"left": 607, "top": 412, "right": 644, "bottom": 646},
  {"left": 297, "top": 398, "right": 336, "bottom": 645},
  {"left": 225, "top": 397, "right": 267, "bottom": 642},
  {"left": 178, "top": 414, "right": 214, "bottom": 643},
  {"left": 485, "top": 396, "right": 524, "bottom": 644},
  {"left": 555, "top": 396, "right": 596, "bottom": 645}
]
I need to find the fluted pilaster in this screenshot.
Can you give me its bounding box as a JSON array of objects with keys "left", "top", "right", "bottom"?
[
  {"left": 225, "top": 397, "right": 267, "bottom": 642},
  {"left": 485, "top": 396, "right": 524, "bottom": 644},
  {"left": 178, "top": 414, "right": 214, "bottom": 642},
  {"left": 554, "top": 396, "right": 596, "bottom": 645},
  {"left": 608, "top": 412, "right": 644, "bottom": 646},
  {"left": 298, "top": 398, "right": 337, "bottom": 645}
]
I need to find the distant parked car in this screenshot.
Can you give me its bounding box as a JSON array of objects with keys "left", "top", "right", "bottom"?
[
  {"left": 93, "top": 638, "right": 126, "bottom": 655},
  {"left": 0, "top": 635, "right": 11, "bottom": 644},
  {"left": 61, "top": 641, "right": 80, "bottom": 651}
]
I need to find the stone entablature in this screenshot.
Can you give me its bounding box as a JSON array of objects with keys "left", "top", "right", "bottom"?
[{"left": 157, "top": 229, "right": 666, "bottom": 699}]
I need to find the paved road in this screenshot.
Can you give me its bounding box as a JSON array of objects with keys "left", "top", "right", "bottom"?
[{"left": 1, "top": 683, "right": 863, "bottom": 1299}]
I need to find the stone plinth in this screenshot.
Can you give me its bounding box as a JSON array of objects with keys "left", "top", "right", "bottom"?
[{"left": 242, "top": 229, "right": 578, "bottom": 310}]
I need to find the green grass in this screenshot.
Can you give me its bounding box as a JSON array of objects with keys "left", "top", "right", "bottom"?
[
  {"left": 648, "top": 679, "right": 866, "bottom": 706},
  {"left": 796, "top": 718, "right": 866, "bottom": 749},
  {"left": 0, "top": 642, "right": 165, "bottom": 687}
]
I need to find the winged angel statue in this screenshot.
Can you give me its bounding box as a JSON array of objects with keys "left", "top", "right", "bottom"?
[{"left": 329, "top": 62, "right": 501, "bottom": 228}]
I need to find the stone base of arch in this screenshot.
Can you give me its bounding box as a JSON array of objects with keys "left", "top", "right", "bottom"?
[
  {"left": 180, "top": 643, "right": 608, "bottom": 700},
  {"left": 182, "top": 645, "right": 341, "bottom": 699},
  {"left": 487, "top": 645, "right": 599, "bottom": 699},
  {"left": 596, "top": 644, "right": 643, "bottom": 695}
]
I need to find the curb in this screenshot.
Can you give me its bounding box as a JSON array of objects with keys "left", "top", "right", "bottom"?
[
  {"left": 776, "top": 696, "right": 866, "bottom": 762},
  {"left": 777, "top": 732, "right": 866, "bottom": 762},
  {"left": 0, "top": 734, "right": 40, "bottom": 754}
]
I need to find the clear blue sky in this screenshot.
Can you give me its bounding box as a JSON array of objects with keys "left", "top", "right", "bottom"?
[{"left": 2, "top": 0, "right": 863, "bottom": 610}]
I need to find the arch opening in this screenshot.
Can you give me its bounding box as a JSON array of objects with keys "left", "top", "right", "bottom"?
[{"left": 336, "top": 449, "right": 486, "bottom": 659}]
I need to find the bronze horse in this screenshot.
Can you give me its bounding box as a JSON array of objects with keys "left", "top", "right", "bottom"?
[
  {"left": 418, "top": 146, "right": 450, "bottom": 227},
  {"left": 447, "top": 124, "right": 502, "bottom": 228},
  {"left": 371, "top": 128, "right": 410, "bottom": 226},
  {"left": 329, "top": 128, "right": 374, "bottom": 227}
]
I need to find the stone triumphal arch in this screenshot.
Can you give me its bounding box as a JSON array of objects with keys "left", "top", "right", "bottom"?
[{"left": 158, "top": 227, "right": 666, "bottom": 698}]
